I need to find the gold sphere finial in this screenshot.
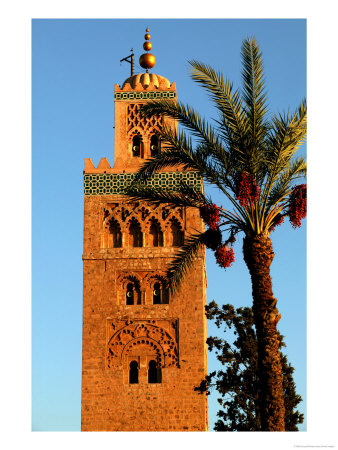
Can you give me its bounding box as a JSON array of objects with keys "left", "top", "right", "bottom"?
[{"left": 139, "top": 27, "right": 156, "bottom": 72}]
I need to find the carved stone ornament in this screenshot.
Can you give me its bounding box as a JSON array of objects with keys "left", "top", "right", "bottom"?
[{"left": 106, "top": 319, "right": 179, "bottom": 368}]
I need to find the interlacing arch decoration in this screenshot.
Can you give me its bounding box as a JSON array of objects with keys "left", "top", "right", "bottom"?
[
  {"left": 106, "top": 320, "right": 179, "bottom": 369},
  {"left": 104, "top": 202, "right": 183, "bottom": 225},
  {"left": 102, "top": 203, "right": 184, "bottom": 248},
  {"left": 103, "top": 206, "right": 116, "bottom": 227},
  {"left": 121, "top": 205, "right": 132, "bottom": 222},
  {"left": 140, "top": 205, "right": 151, "bottom": 221},
  {"left": 127, "top": 103, "right": 163, "bottom": 134},
  {"left": 161, "top": 206, "right": 171, "bottom": 220}
]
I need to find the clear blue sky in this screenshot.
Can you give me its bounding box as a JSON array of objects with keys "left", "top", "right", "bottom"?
[{"left": 32, "top": 18, "right": 306, "bottom": 431}]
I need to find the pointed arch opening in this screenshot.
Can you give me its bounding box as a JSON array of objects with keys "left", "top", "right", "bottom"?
[
  {"left": 128, "top": 219, "right": 143, "bottom": 247},
  {"left": 149, "top": 219, "right": 163, "bottom": 247},
  {"left": 169, "top": 218, "right": 184, "bottom": 247},
  {"left": 109, "top": 218, "right": 122, "bottom": 248}
]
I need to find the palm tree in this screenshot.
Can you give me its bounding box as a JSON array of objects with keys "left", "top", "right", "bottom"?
[{"left": 126, "top": 37, "right": 307, "bottom": 431}]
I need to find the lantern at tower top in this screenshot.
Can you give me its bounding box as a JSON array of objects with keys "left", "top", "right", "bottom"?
[{"left": 139, "top": 27, "right": 156, "bottom": 72}]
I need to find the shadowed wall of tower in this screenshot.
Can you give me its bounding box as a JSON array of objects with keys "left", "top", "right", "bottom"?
[{"left": 81, "top": 31, "right": 208, "bottom": 431}]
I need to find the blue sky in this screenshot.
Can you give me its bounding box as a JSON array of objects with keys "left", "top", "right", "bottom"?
[
  {"left": 31, "top": 18, "right": 307, "bottom": 432},
  {"left": 1, "top": 0, "right": 337, "bottom": 447}
]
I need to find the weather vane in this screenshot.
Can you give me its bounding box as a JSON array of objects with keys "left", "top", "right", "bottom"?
[{"left": 120, "top": 48, "right": 134, "bottom": 77}]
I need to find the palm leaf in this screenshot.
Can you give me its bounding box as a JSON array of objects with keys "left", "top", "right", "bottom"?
[
  {"left": 167, "top": 232, "right": 205, "bottom": 293},
  {"left": 241, "top": 37, "right": 268, "bottom": 151},
  {"left": 125, "top": 181, "right": 208, "bottom": 208},
  {"left": 266, "top": 157, "right": 307, "bottom": 211},
  {"left": 134, "top": 125, "right": 239, "bottom": 209},
  {"left": 142, "top": 103, "right": 234, "bottom": 186},
  {"left": 141, "top": 99, "right": 224, "bottom": 150},
  {"left": 188, "top": 60, "right": 247, "bottom": 140},
  {"left": 265, "top": 100, "right": 307, "bottom": 177},
  {"left": 259, "top": 100, "right": 307, "bottom": 215}
]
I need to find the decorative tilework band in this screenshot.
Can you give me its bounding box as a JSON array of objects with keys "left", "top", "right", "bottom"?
[
  {"left": 84, "top": 171, "right": 202, "bottom": 196},
  {"left": 114, "top": 91, "right": 176, "bottom": 101}
]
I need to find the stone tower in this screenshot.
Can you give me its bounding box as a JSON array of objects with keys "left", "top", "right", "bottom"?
[{"left": 81, "top": 29, "right": 208, "bottom": 431}]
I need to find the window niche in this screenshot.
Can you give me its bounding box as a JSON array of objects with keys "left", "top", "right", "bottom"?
[
  {"left": 132, "top": 135, "right": 142, "bottom": 158},
  {"left": 150, "top": 135, "right": 160, "bottom": 157},
  {"left": 129, "top": 360, "right": 139, "bottom": 384},
  {"left": 169, "top": 219, "right": 184, "bottom": 247},
  {"left": 109, "top": 219, "right": 122, "bottom": 248},
  {"left": 149, "top": 221, "right": 163, "bottom": 247},
  {"left": 148, "top": 360, "right": 162, "bottom": 384},
  {"left": 128, "top": 220, "right": 143, "bottom": 248},
  {"left": 152, "top": 281, "right": 169, "bottom": 305},
  {"left": 126, "top": 282, "right": 142, "bottom": 305}
]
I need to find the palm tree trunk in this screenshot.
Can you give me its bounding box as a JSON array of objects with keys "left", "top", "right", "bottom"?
[{"left": 243, "top": 233, "right": 285, "bottom": 431}]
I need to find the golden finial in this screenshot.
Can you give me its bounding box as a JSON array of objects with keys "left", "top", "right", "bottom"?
[{"left": 139, "top": 27, "right": 156, "bottom": 73}]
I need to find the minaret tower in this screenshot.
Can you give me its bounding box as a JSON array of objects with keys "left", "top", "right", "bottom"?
[{"left": 81, "top": 28, "right": 208, "bottom": 431}]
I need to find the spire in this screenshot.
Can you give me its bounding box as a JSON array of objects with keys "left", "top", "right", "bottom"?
[{"left": 139, "top": 27, "right": 156, "bottom": 73}]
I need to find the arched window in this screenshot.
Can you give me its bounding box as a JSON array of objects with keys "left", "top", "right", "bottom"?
[
  {"left": 148, "top": 360, "right": 161, "bottom": 383},
  {"left": 132, "top": 135, "right": 142, "bottom": 157},
  {"left": 126, "top": 282, "right": 141, "bottom": 305},
  {"left": 109, "top": 219, "right": 122, "bottom": 248},
  {"left": 129, "top": 220, "right": 143, "bottom": 247},
  {"left": 170, "top": 220, "right": 184, "bottom": 247},
  {"left": 150, "top": 135, "right": 160, "bottom": 157},
  {"left": 126, "top": 283, "right": 134, "bottom": 305},
  {"left": 152, "top": 281, "right": 169, "bottom": 305},
  {"left": 149, "top": 221, "right": 163, "bottom": 247},
  {"left": 153, "top": 282, "right": 161, "bottom": 304},
  {"left": 129, "top": 361, "right": 139, "bottom": 384}
]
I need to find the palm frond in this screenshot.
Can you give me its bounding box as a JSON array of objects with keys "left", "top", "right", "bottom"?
[
  {"left": 266, "top": 156, "right": 307, "bottom": 211},
  {"left": 189, "top": 56, "right": 268, "bottom": 179},
  {"left": 188, "top": 60, "right": 247, "bottom": 140},
  {"left": 123, "top": 37, "right": 307, "bottom": 245},
  {"left": 265, "top": 100, "right": 307, "bottom": 177},
  {"left": 259, "top": 100, "right": 307, "bottom": 214},
  {"left": 134, "top": 125, "right": 237, "bottom": 202},
  {"left": 125, "top": 181, "right": 208, "bottom": 208},
  {"left": 167, "top": 232, "right": 205, "bottom": 293},
  {"left": 139, "top": 93, "right": 250, "bottom": 211},
  {"left": 241, "top": 37, "right": 268, "bottom": 151},
  {"left": 141, "top": 99, "right": 224, "bottom": 151},
  {"left": 134, "top": 123, "right": 219, "bottom": 182}
]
